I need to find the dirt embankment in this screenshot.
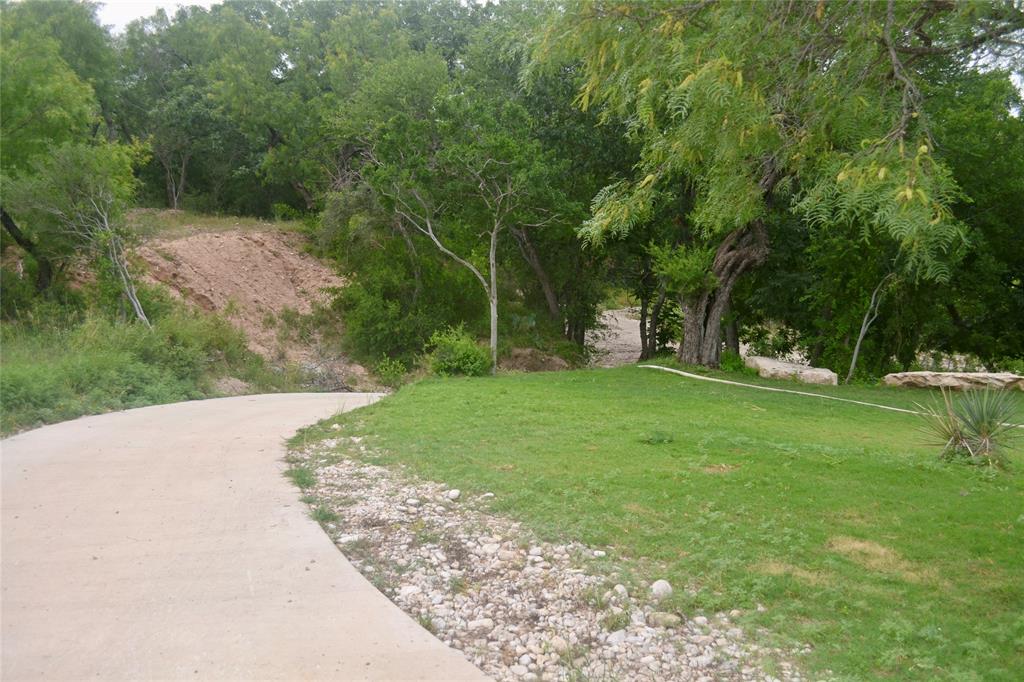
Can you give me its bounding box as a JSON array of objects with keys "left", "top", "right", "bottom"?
[{"left": 138, "top": 229, "right": 372, "bottom": 390}]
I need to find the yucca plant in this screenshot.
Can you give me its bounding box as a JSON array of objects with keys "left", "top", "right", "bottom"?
[{"left": 917, "top": 388, "right": 1021, "bottom": 468}]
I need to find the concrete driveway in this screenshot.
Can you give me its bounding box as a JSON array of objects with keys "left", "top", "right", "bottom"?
[{"left": 1, "top": 393, "right": 488, "bottom": 681}]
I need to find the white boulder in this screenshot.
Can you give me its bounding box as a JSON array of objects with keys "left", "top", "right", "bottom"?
[
  {"left": 743, "top": 356, "right": 838, "bottom": 385},
  {"left": 883, "top": 371, "right": 1024, "bottom": 391}
]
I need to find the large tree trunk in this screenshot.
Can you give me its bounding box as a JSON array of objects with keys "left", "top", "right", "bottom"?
[
  {"left": 1, "top": 206, "right": 54, "bottom": 291},
  {"left": 724, "top": 307, "right": 740, "bottom": 355},
  {"left": 511, "top": 227, "right": 560, "bottom": 322},
  {"left": 677, "top": 221, "right": 769, "bottom": 367}
]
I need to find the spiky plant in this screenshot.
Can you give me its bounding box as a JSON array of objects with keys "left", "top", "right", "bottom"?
[
  {"left": 917, "top": 388, "right": 1020, "bottom": 468},
  {"left": 916, "top": 388, "right": 969, "bottom": 461},
  {"left": 954, "top": 389, "right": 1020, "bottom": 468}
]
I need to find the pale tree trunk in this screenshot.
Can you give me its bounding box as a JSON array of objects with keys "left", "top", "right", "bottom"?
[
  {"left": 677, "top": 221, "right": 768, "bottom": 367},
  {"left": 162, "top": 154, "right": 189, "bottom": 210},
  {"left": 845, "top": 273, "right": 895, "bottom": 383},
  {"left": 488, "top": 224, "right": 499, "bottom": 375},
  {"left": 392, "top": 193, "right": 501, "bottom": 375},
  {"left": 107, "top": 236, "right": 150, "bottom": 328}
]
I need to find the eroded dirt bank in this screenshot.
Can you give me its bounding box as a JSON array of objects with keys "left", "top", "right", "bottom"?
[{"left": 138, "top": 228, "right": 372, "bottom": 390}]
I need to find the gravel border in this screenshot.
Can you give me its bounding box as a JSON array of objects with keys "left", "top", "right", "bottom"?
[{"left": 291, "top": 431, "right": 809, "bottom": 682}]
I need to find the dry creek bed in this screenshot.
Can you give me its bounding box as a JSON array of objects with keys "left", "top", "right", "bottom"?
[{"left": 293, "top": 430, "right": 812, "bottom": 682}]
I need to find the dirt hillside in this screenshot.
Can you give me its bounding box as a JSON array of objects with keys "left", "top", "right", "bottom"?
[{"left": 138, "top": 228, "right": 372, "bottom": 390}]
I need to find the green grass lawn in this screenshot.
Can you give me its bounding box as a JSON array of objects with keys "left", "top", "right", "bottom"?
[{"left": 298, "top": 366, "right": 1024, "bottom": 680}]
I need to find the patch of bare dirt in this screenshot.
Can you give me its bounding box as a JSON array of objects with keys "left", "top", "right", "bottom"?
[
  {"left": 138, "top": 229, "right": 373, "bottom": 390},
  {"left": 498, "top": 347, "right": 569, "bottom": 373}
]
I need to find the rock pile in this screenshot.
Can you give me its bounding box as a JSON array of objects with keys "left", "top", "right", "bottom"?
[{"left": 295, "top": 438, "right": 806, "bottom": 681}]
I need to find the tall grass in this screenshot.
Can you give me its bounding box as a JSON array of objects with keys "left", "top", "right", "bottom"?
[{"left": 1, "top": 308, "right": 302, "bottom": 434}]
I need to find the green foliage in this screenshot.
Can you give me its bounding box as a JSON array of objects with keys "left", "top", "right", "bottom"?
[
  {"left": 917, "top": 389, "right": 1021, "bottom": 469},
  {"left": 310, "top": 506, "right": 338, "bottom": 525},
  {"left": 650, "top": 243, "right": 717, "bottom": 296},
  {"left": 0, "top": 300, "right": 292, "bottom": 435},
  {"left": 718, "top": 349, "right": 755, "bottom": 376},
  {"left": 374, "top": 355, "right": 408, "bottom": 389},
  {"left": 284, "top": 465, "right": 316, "bottom": 489},
  {"left": 2, "top": 141, "right": 143, "bottom": 266},
  {"left": 426, "top": 326, "right": 490, "bottom": 377},
  {"left": 0, "top": 266, "right": 38, "bottom": 318},
  {"left": 0, "top": 18, "right": 96, "bottom": 172}
]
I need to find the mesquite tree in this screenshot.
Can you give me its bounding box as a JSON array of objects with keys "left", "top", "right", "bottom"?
[
  {"left": 339, "top": 51, "right": 566, "bottom": 374},
  {"left": 535, "top": 0, "right": 1023, "bottom": 367},
  {"left": 3, "top": 143, "right": 150, "bottom": 326}
]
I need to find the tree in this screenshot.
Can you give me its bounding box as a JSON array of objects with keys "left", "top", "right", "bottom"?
[
  {"left": 345, "top": 51, "right": 567, "bottom": 373},
  {"left": 0, "top": 12, "right": 98, "bottom": 290},
  {"left": 3, "top": 143, "right": 150, "bottom": 324},
  {"left": 535, "top": 0, "right": 1023, "bottom": 367}
]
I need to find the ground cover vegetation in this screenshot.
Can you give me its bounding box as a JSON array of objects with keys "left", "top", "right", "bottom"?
[
  {"left": 297, "top": 367, "right": 1024, "bottom": 680},
  {"left": 5, "top": 0, "right": 1019, "bottom": 384}
]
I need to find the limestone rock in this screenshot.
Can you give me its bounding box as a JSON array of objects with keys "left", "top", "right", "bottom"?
[
  {"left": 647, "top": 612, "right": 682, "bottom": 628},
  {"left": 650, "top": 579, "right": 673, "bottom": 601},
  {"left": 882, "top": 371, "right": 1024, "bottom": 391},
  {"left": 744, "top": 356, "right": 838, "bottom": 385}
]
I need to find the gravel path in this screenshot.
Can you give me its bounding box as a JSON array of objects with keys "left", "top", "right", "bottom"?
[
  {"left": 588, "top": 309, "right": 645, "bottom": 367},
  {"left": 296, "top": 431, "right": 807, "bottom": 682}
]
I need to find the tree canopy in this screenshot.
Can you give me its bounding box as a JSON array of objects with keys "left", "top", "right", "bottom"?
[{"left": 1, "top": 0, "right": 1022, "bottom": 375}]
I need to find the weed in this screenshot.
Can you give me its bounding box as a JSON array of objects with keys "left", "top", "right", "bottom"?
[
  {"left": 447, "top": 575, "right": 469, "bottom": 595},
  {"left": 640, "top": 430, "right": 674, "bottom": 445},
  {"left": 284, "top": 465, "right": 316, "bottom": 489},
  {"left": 601, "top": 610, "right": 630, "bottom": 632},
  {"left": 416, "top": 612, "right": 437, "bottom": 634},
  {"left": 310, "top": 506, "right": 338, "bottom": 524}
]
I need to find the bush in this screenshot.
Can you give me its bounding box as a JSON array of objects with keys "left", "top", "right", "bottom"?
[
  {"left": 716, "top": 350, "right": 749, "bottom": 372},
  {"left": 374, "top": 355, "right": 407, "bottom": 389},
  {"left": 917, "top": 388, "right": 1020, "bottom": 468},
  {"left": 0, "top": 305, "right": 296, "bottom": 435},
  {"left": 426, "top": 326, "right": 491, "bottom": 377}
]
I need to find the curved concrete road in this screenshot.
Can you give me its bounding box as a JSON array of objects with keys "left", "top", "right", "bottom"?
[{"left": 1, "top": 393, "right": 488, "bottom": 681}]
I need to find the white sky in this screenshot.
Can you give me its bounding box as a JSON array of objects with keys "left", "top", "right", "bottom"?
[{"left": 97, "top": 0, "right": 217, "bottom": 33}]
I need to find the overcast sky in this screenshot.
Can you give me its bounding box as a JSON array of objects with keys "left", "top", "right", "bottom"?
[{"left": 97, "top": 0, "right": 216, "bottom": 32}]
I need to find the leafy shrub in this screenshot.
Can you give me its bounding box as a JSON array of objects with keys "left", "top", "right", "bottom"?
[
  {"left": 272, "top": 202, "right": 303, "bottom": 221},
  {"left": 374, "top": 355, "right": 407, "bottom": 389},
  {"left": 0, "top": 305, "right": 294, "bottom": 435},
  {"left": 743, "top": 323, "right": 801, "bottom": 359},
  {"left": 995, "top": 357, "right": 1024, "bottom": 375},
  {"left": 719, "top": 349, "right": 757, "bottom": 375},
  {"left": 0, "top": 267, "right": 36, "bottom": 319},
  {"left": 917, "top": 388, "right": 1020, "bottom": 468},
  {"left": 426, "top": 326, "right": 490, "bottom": 377}
]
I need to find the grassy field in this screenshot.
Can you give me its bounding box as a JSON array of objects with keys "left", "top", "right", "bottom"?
[{"left": 297, "top": 366, "right": 1024, "bottom": 680}]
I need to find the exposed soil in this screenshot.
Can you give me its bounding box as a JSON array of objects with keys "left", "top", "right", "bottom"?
[{"left": 137, "top": 229, "right": 373, "bottom": 390}]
